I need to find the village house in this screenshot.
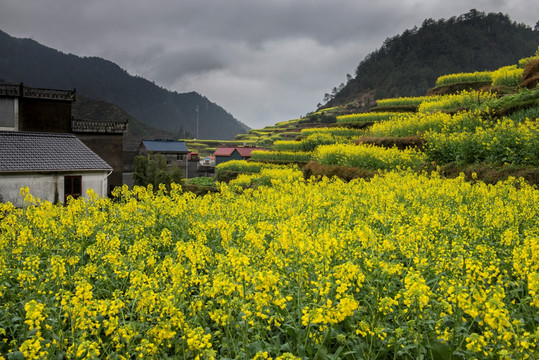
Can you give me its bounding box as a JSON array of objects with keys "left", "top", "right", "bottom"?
[
  {"left": 213, "top": 146, "right": 266, "bottom": 166},
  {"left": 138, "top": 139, "right": 189, "bottom": 168},
  {"left": 0, "top": 83, "right": 126, "bottom": 193},
  {"left": 0, "top": 131, "right": 112, "bottom": 207},
  {"left": 137, "top": 139, "right": 208, "bottom": 178}
]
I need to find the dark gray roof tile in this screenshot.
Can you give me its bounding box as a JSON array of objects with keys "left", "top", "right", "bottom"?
[
  {"left": 141, "top": 140, "right": 189, "bottom": 153},
  {"left": 0, "top": 131, "right": 112, "bottom": 172}
]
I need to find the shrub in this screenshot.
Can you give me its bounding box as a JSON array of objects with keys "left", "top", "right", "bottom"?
[
  {"left": 133, "top": 154, "right": 184, "bottom": 190},
  {"left": 186, "top": 177, "right": 215, "bottom": 187}
]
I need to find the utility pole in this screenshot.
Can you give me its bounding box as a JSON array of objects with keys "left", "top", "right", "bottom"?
[{"left": 196, "top": 105, "right": 199, "bottom": 140}]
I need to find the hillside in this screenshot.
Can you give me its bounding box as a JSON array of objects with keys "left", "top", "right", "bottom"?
[
  {"left": 323, "top": 10, "right": 539, "bottom": 111},
  {"left": 206, "top": 50, "right": 539, "bottom": 188},
  {"left": 0, "top": 30, "right": 250, "bottom": 140}
]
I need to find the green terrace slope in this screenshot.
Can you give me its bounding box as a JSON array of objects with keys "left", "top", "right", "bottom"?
[{"left": 219, "top": 54, "right": 539, "bottom": 188}]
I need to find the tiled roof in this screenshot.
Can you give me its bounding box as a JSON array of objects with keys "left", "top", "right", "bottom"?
[
  {"left": 214, "top": 147, "right": 237, "bottom": 156},
  {"left": 0, "top": 131, "right": 112, "bottom": 172},
  {"left": 141, "top": 140, "right": 189, "bottom": 153},
  {"left": 214, "top": 147, "right": 266, "bottom": 157},
  {"left": 236, "top": 147, "right": 265, "bottom": 157}
]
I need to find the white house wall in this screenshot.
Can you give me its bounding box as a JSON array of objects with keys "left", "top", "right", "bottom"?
[{"left": 0, "top": 172, "right": 109, "bottom": 207}]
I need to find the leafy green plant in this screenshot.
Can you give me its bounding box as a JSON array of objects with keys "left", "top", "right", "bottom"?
[
  {"left": 133, "top": 154, "right": 184, "bottom": 190},
  {"left": 186, "top": 177, "right": 216, "bottom": 187}
]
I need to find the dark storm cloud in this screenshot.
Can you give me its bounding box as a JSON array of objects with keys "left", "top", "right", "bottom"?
[{"left": 0, "top": 0, "right": 537, "bottom": 128}]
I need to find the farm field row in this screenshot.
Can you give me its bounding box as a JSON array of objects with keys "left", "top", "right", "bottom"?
[{"left": 1, "top": 171, "right": 538, "bottom": 359}]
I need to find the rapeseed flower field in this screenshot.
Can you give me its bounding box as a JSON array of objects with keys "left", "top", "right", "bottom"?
[{"left": 1, "top": 170, "right": 538, "bottom": 359}]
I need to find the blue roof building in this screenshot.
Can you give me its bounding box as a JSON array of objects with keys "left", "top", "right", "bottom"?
[
  {"left": 138, "top": 139, "right": 191, "bottom": 176},
  {"left": 139, "top": 140, "right": 189, "bottom": 154}
]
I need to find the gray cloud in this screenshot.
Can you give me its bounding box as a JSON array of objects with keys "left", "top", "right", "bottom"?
[{"left": 1, "top": 0, "right": 537, "bottom": 128}]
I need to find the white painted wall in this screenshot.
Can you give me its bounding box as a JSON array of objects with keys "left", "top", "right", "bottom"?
[{"left": 0, "top": 171, "right": 109, "bottom": 207}]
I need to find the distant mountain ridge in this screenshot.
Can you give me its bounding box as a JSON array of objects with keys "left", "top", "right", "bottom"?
[
  {"left": 323, "top": 10, "right": 539, "bottom": 111},
  {"left": 0, "top": 30, "right": 250, "bottom": 140}
]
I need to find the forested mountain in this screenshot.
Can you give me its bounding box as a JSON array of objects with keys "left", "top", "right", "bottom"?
[
  {"left": 0, "top": 30, "right": 250, "bottom": 140},
  {"left": 71, "top": 95, "right": 180, "bottom": 151},
  {"left": 323, "top": 10, "right": 539, "bottom": 110}
]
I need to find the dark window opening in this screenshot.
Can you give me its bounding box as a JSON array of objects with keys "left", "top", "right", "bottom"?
[{"left": 64, "top": 176, "right": 82, "bottom": 202}]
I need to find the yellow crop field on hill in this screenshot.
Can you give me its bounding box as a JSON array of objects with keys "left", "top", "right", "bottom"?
[{"left": 1, "top": 171, "right": 538, "bottom": 359}]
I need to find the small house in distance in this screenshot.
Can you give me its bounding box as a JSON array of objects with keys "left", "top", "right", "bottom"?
[
  {"left": 0, "top": 131, "right": 112, "bottom": 207},
  {"left": 214, "top": 146, "right": 266, "bottom": 166},
  {"left": 138, "top": 139, "right": 189, "bottom": 169}
]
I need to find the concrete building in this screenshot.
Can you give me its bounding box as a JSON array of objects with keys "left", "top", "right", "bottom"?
[
  {"left": 0, "top": 131, "right": 112, "bottom": 207},
  {"left": 72, "top": 119, "right": 127, "bottom": 193},
  {"left": 0, "top": 83, "right": 74, "bottom": 133}
]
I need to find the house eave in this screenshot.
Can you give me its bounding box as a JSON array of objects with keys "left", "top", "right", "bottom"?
[{"left": 0, "top": 168, "right": 112, "bottom": 174}]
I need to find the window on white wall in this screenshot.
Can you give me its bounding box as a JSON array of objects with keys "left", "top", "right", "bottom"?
[{"left": 64, "top": 176, "right": 82, "bottom": 202}]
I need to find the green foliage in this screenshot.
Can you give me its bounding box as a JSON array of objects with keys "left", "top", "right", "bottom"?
[
  {"left": 424, "top": 119, "right": 539, "bottom": 165},
  {"left": 508, "top": 106, "right": 539, "bottom": 122},
  {"left": 305, "top": 112, "right": 337, "bottom": 124},
  {"left": 481, "top": 88, "right": 539, "bottom": 114},
  {"left": 186, "top": 177, "right": 216, "bottom": 186},
  {"left": 133, "top": 154, "right": 184, "bottom": 189},
  {"left": 323, "top": 10, "right": 539, "bottom": 108}
]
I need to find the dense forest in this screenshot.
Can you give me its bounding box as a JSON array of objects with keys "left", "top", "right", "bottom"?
[
  {"left": 0, "top": 30, "right": 250, "bottom": 140},
  {"left": 323, "top": 10, "right": 539, "bottom": 110}
]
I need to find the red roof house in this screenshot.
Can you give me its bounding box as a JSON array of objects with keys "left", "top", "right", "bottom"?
[{"left": 214, "top": 146, "right": 265, "bottom": 165}]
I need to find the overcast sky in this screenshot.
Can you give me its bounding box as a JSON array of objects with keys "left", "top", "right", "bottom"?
[{"left": 1, "top": 0, "right": 537, "bottom": 128}]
